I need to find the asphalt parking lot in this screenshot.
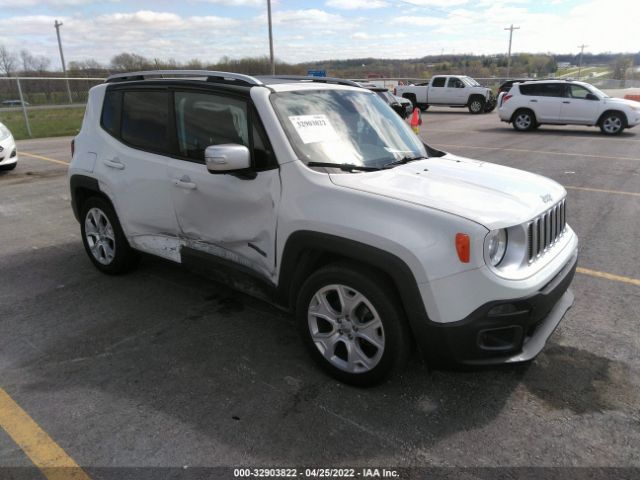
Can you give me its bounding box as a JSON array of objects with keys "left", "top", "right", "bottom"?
[{"left": 1, "top": 110, "right": 639, "bottom": 478}]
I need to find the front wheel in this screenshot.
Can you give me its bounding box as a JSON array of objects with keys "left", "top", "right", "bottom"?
[
  {"left": 296, "top": 263, "right": 411, "bottom": 386},
  {"left": 599, "top": 112, "right": 624, "bottom": 135},
  {"left": 468, "top": 97, "right": 485, "bottom": 114},
  {"left": 80, "top": 196, "right": 140, "bottom": 274}
]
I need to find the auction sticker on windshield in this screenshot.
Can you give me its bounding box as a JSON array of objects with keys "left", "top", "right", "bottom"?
[{"left": 289, "top": 115, "right": 339, "bottom": 144}]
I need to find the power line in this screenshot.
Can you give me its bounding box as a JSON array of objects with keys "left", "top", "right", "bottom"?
[{"left": 504, "top": 24, "right": 520, "bottom": 79}]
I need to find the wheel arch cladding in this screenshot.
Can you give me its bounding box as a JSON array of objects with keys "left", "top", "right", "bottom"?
[
  {"left": 277, "top": 231, "right": 432, "bottom": 349},
  {"left": 70, "top": 174, "right": 112, "bottom": 222}
]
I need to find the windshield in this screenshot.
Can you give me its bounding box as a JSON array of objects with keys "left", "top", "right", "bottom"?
[
  {"left": 587, "top": 84, "right": 609, "bottom": 99},
  {"left": 462, "top": 76, "right": 480, "bottom": 87},
  {"left": 271, "top": 89, "right": 426, "bottom": 169},
  {"left": 374, "top": 90, "right": 395, "bottom": 104}
]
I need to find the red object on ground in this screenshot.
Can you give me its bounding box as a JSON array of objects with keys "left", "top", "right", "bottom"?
[{"left": 410, "top": 107, "right": 421, "bottom": 133}]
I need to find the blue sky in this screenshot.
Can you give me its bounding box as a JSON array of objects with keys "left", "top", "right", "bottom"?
[{"left": 0, "top": 0, "right": 637, "bottom": 68}]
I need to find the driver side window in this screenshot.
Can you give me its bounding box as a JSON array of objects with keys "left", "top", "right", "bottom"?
[
  {"left": 568, "top": 85, "right": 591, "bottom": 99},
  {"left": 174, "top": 91, "right": 249, "bottom": 161}
]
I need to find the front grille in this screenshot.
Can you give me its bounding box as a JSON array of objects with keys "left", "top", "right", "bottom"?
[{"left": 527, "top": 199, "right": 566, "bottom": 263}]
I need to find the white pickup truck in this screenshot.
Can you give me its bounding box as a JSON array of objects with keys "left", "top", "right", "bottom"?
[{"left": 395, "top": 75, "right": 496, "bottom": 114}]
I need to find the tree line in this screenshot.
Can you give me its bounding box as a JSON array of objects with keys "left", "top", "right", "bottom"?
[{"left": 1, "top": 44, "right": 638, "bottom": 80}]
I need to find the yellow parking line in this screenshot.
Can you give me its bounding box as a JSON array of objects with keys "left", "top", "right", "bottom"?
[
  {"left": 425, "top": 128, "right": 640, "bottom": 142},
  {"left": 564, "top": 185, "right": 640, "bottom": 197},
  {"left": 19, "top": 151, "right": 69, "bottom": 166},
  {"left": 577, "top": 267, "right": 640, "bottom": 287},
  {"left": 0, "top": 388, "right": 90, "bottom": 480},
  {"left": 431, "top": 143, "right": 640, "bottom": 162}
]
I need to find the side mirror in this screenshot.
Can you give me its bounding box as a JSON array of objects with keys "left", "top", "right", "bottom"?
[
  {"left": 205, "top": 144, "right": 251, "bottom": 173},
  {"left": 585, "top": 93, "right": 599, "bottom": 101}
]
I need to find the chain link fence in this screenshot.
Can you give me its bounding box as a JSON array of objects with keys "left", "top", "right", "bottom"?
[{"left": 0, "top": 77, "right": 105, "bottom": 139}]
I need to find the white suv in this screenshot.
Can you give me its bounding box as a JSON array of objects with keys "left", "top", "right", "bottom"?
[
  {"left": 498, "top": 79, "right": 640, "bottom": 135},
  {"left": 69, "top": 71, "right": 578, "bottom": 385}
]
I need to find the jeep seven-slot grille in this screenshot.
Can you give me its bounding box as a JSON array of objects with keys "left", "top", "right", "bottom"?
[{"left": 527, "top": 199, "right": 566, "bottom": 263}]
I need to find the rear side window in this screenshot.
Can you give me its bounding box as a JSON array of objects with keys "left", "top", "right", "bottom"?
[
  {"left": 519, "top": 84, "right": 538, "bottom": 96},
  {"left": 121, "top": 91, "right": 170, "bottom": 153},
  {"left": 101, "top": 90, "right": 122, "bottom": 137},
  {"left": 521, "top": 83, "right": 565, "bottom": 97},
  {"left": 432, "top": 77, "right": 446, "bottom": 87}
]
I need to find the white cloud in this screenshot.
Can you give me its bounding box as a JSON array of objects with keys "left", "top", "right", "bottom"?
[
  {"left": 392, "top": 15, "right": 443, "bottom": 26},
  {"left": 326, "top": 0, "right": 389, "bottom": 9},
  {"left": 196, "top": 0, "right": 264, "bottom": 5},
  {"left": 399, "top": 0, "right": 468, "bottom": 6}
]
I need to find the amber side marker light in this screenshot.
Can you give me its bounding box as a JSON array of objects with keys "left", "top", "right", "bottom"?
[{"left": 455, "top": 233, "right": 470, "bottom": 263}]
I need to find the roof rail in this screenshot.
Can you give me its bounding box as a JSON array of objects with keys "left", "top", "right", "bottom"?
[
  {"left": 261, "top": 75, "right": 362, "bottom": 88},
  {"left": 105, "top": 70, "right": 264, "bottom": 86}
]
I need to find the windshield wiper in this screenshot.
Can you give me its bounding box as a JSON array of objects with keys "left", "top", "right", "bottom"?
[
  {"left": 307, "top": 162, "right": 381, "bottom": 172},
  {"left": 382, "top": 156, "right": 427, "bottom": 169}
]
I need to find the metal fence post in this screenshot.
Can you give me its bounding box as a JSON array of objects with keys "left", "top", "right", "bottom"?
[{"left": 15, "top": 78, "right": 33, "bottom": 138}]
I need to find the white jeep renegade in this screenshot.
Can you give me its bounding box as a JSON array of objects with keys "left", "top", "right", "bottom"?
[{"left": 69, "top": 71, "right": 578, "bottom": 386}]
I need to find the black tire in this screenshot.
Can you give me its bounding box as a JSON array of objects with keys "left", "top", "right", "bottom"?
[
  {"left": 420, "top": 104, "right": 430, "bottom": 112},
  {"left": 0, "top": 162, "right": 17, "bottom": 171},
  {"left": 512, "top": 109, "right": 536, "bottom": 131},
  {"left": 80, "top": 196, "right": 140, "bottom": 274},
  {"left": 403, "top": 94, "right": 418, "bottom": 110},
  {"left": 468, "top": 96, "right": 485, "bottom": 114},
  {"left": 599, "top": 111, "right": 625, "bottom": 135},
  {"left": 296, "top": 262, "right": 412, "bottom": 386},
  {"left": 483, "top": 98, "right": 497, "bottom": 113}
]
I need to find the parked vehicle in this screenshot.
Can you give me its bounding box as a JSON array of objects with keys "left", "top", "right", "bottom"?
[
  {"left": 498, "top": 79, "right": 640, "bottom": 135},
  {"left": 69, "top": 71, "right": 578, "bottom": 385},
  {"left": 1, "top": 100, "right": 30, "bottom": 107},
  {"left": 0, "top": 122, "right": 18, "bottom": 171},
  {"left": 360, "top": 83, "right": 409, "bottom": 118},
  {"left": 498, "top": 78, "right": 535, "bottom": 95},
  {"left": 394, "top": 75, "right": 496, "bottom": 113},
  {"left": 394, "top": 94, "right": 413, "bottom": 117}
]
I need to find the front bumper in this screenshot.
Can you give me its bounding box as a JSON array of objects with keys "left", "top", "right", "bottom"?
[
  {"left": 421, "top": 255, "right": 577, "bottom": 366},
  {"left": 0, "top": 136, "right": 17, "bottom": 166}
]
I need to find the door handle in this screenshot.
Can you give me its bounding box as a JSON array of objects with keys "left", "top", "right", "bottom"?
[
  {"left": 173, "top": 175, "right": 197, "bottom": 190},
  {"left": 530, "top": 99, "right": 538, "bottom": 103},
  {"left": 103, "top": 158, "right": 125, "bottom": 170},
  {"left": 562, "top": 101, "right": 571, "bottom": 104}
]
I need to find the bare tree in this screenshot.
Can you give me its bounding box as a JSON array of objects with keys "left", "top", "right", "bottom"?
[
  {"left": 0, "top": 44, "right": 17, "bottom": 77},
  {"left": 20, "top": 49, "right": 50, "bottom": 74}
]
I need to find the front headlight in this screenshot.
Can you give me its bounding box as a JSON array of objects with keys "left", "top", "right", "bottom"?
[
  {"left": 487, "top": 229, "right": 507, "bottom": 266},
  {"left": 0, "top": 123, "right": 11, "bottom": 141}
]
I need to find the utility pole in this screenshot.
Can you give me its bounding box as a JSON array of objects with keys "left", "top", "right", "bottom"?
[
  {"left": 267, "top": 0, "right": 275, "bottom": 75},
  {"left": 577, "top": 44, "right": 588, "bottom": 80},
  {"left": 504, "top": 24, "right": 520, "bottom": 79},
  {"left": 54, "top": 20, "right": 73, "bottom": 103}
]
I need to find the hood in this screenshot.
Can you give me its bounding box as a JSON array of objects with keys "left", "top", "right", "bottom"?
[
  {"left": 329, "top": 154, "right": 566, "bottom": 230},
  {"left": 604, "top": 97, "right": 640, "bottom": 108}
]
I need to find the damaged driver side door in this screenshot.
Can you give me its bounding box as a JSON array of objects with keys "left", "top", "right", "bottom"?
[{"left": 167, "top": 89, "right": 280, "bottom": 279}]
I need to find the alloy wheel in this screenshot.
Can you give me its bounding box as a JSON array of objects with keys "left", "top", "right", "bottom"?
[
  {"left": 307, "top": 284, "right": 385, "bottom": 374},
  {"left": 84, "top": 207, "right": 116, "bottom": 265}
]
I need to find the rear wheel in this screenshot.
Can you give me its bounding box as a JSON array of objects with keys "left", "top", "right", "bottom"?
[
  {"left": 599, "top": 112, "right": 624, "bottom": 135},
  {"left": 296, "top": 263, "right": 411, "bottom": 386},
  {"left": 512, "top": 109, "right": 536, "bottom": 131},
  {"left": 80, "top": 196, "right": 140, "bottom": 274}
]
